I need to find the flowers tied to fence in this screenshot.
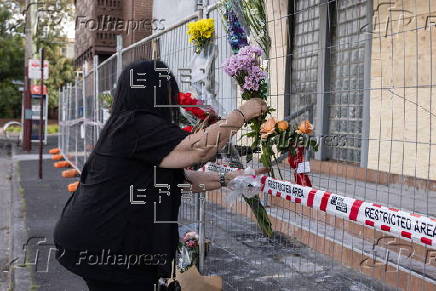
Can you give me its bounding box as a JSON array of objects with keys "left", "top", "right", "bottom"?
[
  {"left": 178, "top": 92, "right": 219, "bottom": 133},
  {"left": 177, "top": 231, "right": 200, "bottom": 272},
  {"left": 218, "top": 0, "right": 249, "bottom": 54},
  {"left": 187, "top": 18, "right": 215, "bottom": 54},
  {"left": 223, "top": 45, "right": 276, "bottom": 237},
  {"left": 263, "top": 119, "right": 318, "bottom": 158}
]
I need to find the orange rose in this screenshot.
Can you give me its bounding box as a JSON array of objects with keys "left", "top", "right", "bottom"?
[
  {"left": 277, "top": 120, "right": 289, "bottom": 131},
  {"left": 260, "top": 117, "right": 276, "bottom": 139},
  {"left": 295, "top": 120, "right": 313, "bottom": 135}
]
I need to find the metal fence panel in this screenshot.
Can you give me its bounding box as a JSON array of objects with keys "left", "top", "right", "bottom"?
[{"left": 57, "top": 1, "right": 436, "bottom": 290}]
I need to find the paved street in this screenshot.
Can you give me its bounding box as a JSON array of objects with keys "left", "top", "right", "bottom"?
[
  {"left": 180, "top": 201, "right": 396, "bottom": 290},
  {"left": 0, "top": 136, "right": 401, "bottom": 290}
]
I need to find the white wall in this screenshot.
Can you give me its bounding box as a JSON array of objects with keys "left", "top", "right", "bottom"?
[{"left": 152, "top": 0, "right": 197, "bottom": 31}]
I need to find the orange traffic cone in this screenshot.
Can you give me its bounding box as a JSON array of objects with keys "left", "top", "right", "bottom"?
[
  {"left": 67, "top": 181, "right": 80, "bottom": 192},
  {"left": 54, "top": 161, "right": 71, "bottom": 168},
  {"left": 51, "top": 154, "right": 63, "bottom": 161},
  {"left": 49, "top": 148, "right": 60, "bottom": 154},
  {"left": 62, "top": 169, "right": 80, "bottom": 178}
]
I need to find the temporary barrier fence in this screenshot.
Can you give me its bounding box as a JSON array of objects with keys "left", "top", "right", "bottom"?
[{"left": 58, "top": 0, "right": 436, "bottom": 290}]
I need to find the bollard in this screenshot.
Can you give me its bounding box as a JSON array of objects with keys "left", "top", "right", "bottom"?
[
  {"left": 48, "top": 148, "right": 60, "bottom": 154},
  {"left": 67, "top": 181, "right": 80, "bottom": 192},
  {"left": 54, "top": 161, "right": 71, "bottom": 168},
  {"left": 62, "top": 169, "right": 80, "bottom": 178},
  {"left": 51, "top": 154, "right": 63, "bottom": 161}
]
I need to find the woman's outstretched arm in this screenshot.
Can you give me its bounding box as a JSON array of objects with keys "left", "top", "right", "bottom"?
[
  {"left": 159, "top": 98, "right": 267, "bottom": 169},
  {"left": 183, "top": 168, "right": 269, "bottom": 192}
]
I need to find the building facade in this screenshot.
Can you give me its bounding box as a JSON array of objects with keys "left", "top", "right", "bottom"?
[
  {"left": 152, "top": 0, "right": 435, "bottom": 181},
  {"left": 74, "top": 0, "right": 153, "bottom": 68}
]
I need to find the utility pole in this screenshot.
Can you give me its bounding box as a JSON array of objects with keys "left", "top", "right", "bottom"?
[
  {"left": 39, "top": 48, "right": 44, "bottom": 179},
  {"left": 22, "top": 0, "right": 34, "bottom": 151}
]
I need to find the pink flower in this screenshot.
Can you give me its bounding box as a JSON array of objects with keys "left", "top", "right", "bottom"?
[
  {"left": 186, "top": 240, "right": 198, "bottom": 248},
  {"left": 183, "top": 231, "right": 198, "bottom": 242}
]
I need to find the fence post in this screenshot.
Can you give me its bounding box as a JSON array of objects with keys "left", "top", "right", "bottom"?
[
  {"left": 198, "top": 192, "right": 205, "bottom": 273},
  {"left": 116, "top": 35, "right": 123, "bottom": 79},
  {"left": 58, "top": 88, "right": 61, "bottom": 150},
  {"left": 360, "top": 0, "right": 373, "bottom": 168},
  {"left": 314, "top": 0, "right": 331, "bottom": 161},
  {"left": 66, "top": 83, "right": 71, "bottom": 158},
  {"left": 94, "top": 55, "right": 100, "bottom": 139},
  {"left": 75, "top": 78, "right": 79, "bottom": 167},
  {"left": 83, "top": 65, "right": 87, "bottom": 162},
  {"left": 196, "top": 1, "right": 206, "bottom": 274}
]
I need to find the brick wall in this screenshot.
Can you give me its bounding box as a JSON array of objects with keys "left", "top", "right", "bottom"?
[
  {"left": 74, "top": 0, "right": 154, "bottom": 66},
  {"left": 122, "top": 0, "right": 153, "bottom": 47}
]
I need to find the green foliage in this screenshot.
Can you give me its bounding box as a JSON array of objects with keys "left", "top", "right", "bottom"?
[
  {"left": 47, "top": 124, "right": 59, "bottom": 134},
  {"left": 243, "top": 195, "right": 273, "bottom": 238},
  {"left": 238, "top": 0, "right": 271, "bottom": 57},
  {"left": 99, "top": 92, "right": 113, "bottom": 110},
  {"left": 0, "top": 1, "right": 24, "bottom": 118},
  {"left": 37, "top": 46, "right": 74, "bottom": 110},
  {"left": 33, "top": 0, "right": 74, "bottom": 112}
]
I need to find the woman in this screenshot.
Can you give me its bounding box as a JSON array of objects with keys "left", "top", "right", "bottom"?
[{"left": 54, "top": 60, "right": 267, "bottom": 290}]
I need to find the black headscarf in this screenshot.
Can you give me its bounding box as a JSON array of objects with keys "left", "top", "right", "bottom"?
[
  {"left": 110, "top": 60, "right": 180, "bottom": 122},
  {"left": 85, "top": 60, "right": 180, "bottom": 167}
]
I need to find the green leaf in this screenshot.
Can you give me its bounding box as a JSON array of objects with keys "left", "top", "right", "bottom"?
[{"left": 243, "top": 195, "right": 273, "bottom": 237}]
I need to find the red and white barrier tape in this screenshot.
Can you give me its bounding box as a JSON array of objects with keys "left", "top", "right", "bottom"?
[{"left": 204, "top": 162, "right": 436, "bottom": 248}]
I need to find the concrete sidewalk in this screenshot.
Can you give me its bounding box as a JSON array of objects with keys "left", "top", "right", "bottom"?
[
  {"left": 0, "top": 143, "right": 13, "bottom": 291},
  {"left": 4, "top": 136, "right": 87, "bottom": 291},
  {"left": 4, "top": 135, "right": 396, "bottom": 290}
]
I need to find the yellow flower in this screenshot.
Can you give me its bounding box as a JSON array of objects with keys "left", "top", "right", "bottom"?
[
  {"left": 260, "top": 117, "right": 277, "bottom": 140},
  {"left": 295, "top": 120, "right": 313, "bottom": 135},
  {"left": 277, "top": 120, "right": 289, "bottom": 131},
  {"left": 186, "top": 18, "right": 215, "bottom": 44}
]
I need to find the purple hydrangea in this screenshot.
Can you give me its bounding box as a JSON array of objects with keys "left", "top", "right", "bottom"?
[
  {"left": 223, "top": 45, "right": 267, "bottom": 92},
  {"left": 239, "top": 45, "right": 263, "bottom": 58},
  {"left": 243, "top": 66, "right": 267, "bottom": 91}
]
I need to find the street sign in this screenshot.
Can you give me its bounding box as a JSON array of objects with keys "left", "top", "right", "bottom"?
[
  {"left": 30, "top": 84, "right": 48, "bottom": 95},
  {"left": 30, "top": 94, "right": 48, "bottom": 143},
  {"left": 28, "top": 59, "right": 49, "bottom": 79}
]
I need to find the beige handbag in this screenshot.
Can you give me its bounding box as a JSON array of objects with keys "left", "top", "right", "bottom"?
[{"left": 175, "top": 265, "right": 222, "bottom": 291}]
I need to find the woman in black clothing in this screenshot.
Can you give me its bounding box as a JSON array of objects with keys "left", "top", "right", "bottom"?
[{"left": 54, "top": 60, "right": 267, "bottom": 290}]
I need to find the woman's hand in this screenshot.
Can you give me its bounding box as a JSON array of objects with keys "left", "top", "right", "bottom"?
[
  {"left": 225, "top": 167, "right": 270, "bottom": 185},
  {"left": 159, "top": 99, "right": 267, "bottom": 169},
  {"left": 183, "top": 168, "right": 270, "bottom": 192},
  {"left": 238, "top": 98, "right": 268, "bottom": 121}
]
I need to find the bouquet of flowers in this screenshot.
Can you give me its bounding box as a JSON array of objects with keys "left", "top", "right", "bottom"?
[
  {"left": 237, "top": 0, "right": 271, "bottom": 57},
  {"left": 187, "top": 19, "right": 215, "bottom": 54},
  {"left": 265, "top": 119, "right": 318, "bottom": 186},
  {"left": 224, "top": 46, "right": 268, "bottom": 100},
  {"left": 223, "top": 47, "right": 275, "bottom": 237},
  {"left": 218, "top": 0, "right": 249, "bottom": 54},
  {"left": 223, "top": 45, "right": 275, "bottom": 167},
  {"left": 177, "top": 231, "right": 199, "bottom": 272},
  {"left": 178, "top": 92, "right": 219, "bottom": 133},
  {"left": 219, "top": 0, "right": 271, "bottom": 57}
]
